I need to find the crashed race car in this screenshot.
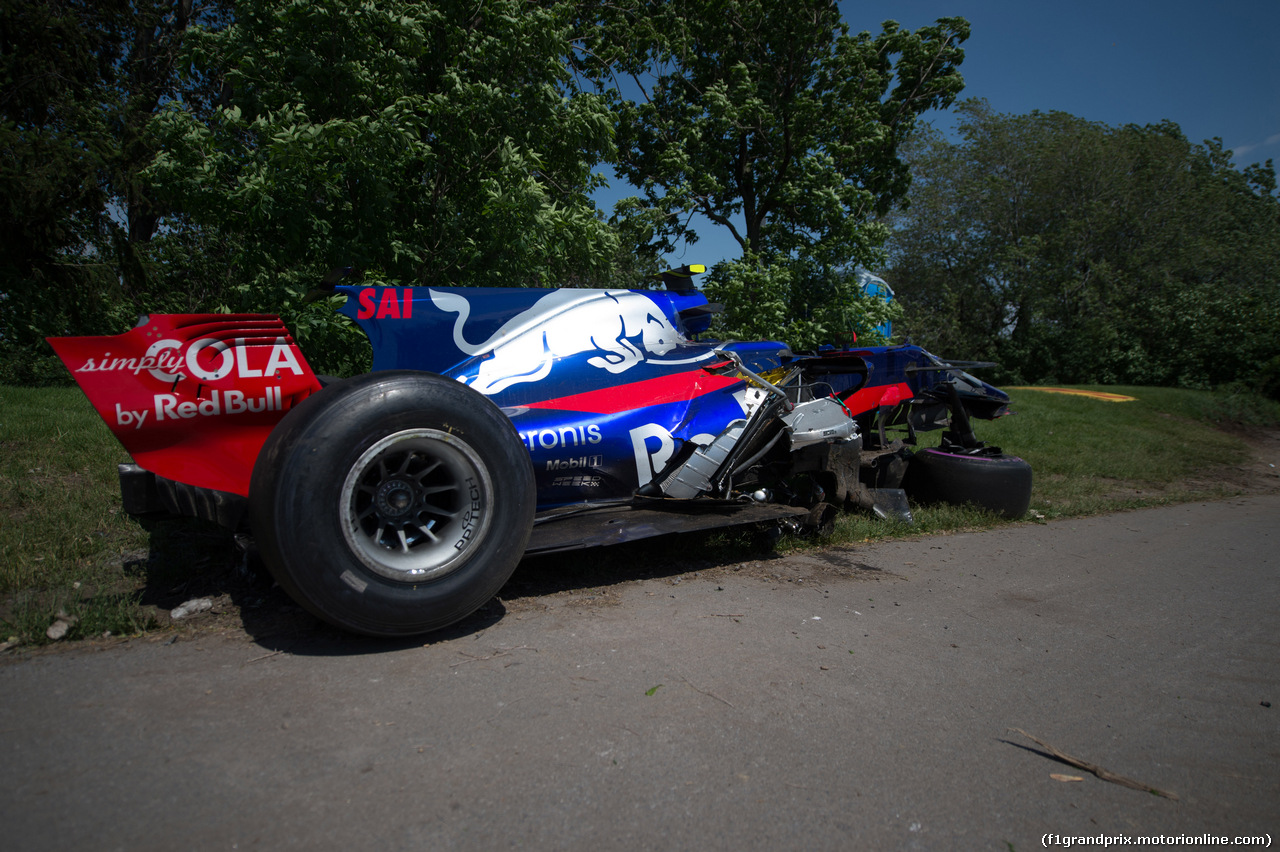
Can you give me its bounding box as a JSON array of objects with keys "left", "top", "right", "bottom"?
[{"left": 48, "top": 265, "right": 1030, "bottom": 637}]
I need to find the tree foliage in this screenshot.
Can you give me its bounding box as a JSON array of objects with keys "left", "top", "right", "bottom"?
[
  {"left": 3, "top": 0, "right": 965, "bottom": 382},
  {"left": 143, "top": 0, "right": 621, "bottom": 370},
  {"left": 577, "top": 0, "right": 968, "bottom": 268},
  {"left": 702, "top": 254, "right": 900, "bottom": 349},
  {"left": 572, "top": 0, "right": 965, "bottom": 349},
  {"left": 0, "top": 0, "right": 230, "bottom": 384},
  {"left": 888, "top": 101, "right": 1280, "bottom": 394}
]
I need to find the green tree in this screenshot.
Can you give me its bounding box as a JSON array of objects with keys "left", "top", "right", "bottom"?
[
  {"left": 1, "top": 0, "right": 117, "bottom": 287},
  {"left": 570, "top": 1, "right": 964, "bottom": 349},
  {"left": 0, "top": 0, "right": 230, "bottom": 384},
  {"left": 578, "top": 0, "right": 968, "bottom": 269},
  {"left": 888, "top": 101, "right": 1280, "bottom": 391},
  {"left": 145, "top": 0, "right": 622, "bottom": 370}
]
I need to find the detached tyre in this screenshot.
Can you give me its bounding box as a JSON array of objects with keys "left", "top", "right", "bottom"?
[
  {"left": 902, "top": 448, "right": 1032, "bottom": 520},
  {"left": 249, "top": 371, "right": 535, "bottom": 637}
]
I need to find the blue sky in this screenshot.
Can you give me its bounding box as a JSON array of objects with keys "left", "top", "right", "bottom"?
[{"left": 596, "top": 0, "right": 1280, "bottom": 273}]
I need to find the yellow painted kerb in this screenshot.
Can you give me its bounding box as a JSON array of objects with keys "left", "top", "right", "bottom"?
[{"left": 1007, "top": 387, "right": 1137, "bottom": 402}]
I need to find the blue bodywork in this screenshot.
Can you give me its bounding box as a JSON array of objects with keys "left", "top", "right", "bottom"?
[{"left": 337, "top": 283, "right": 1011, "bottom": 512}]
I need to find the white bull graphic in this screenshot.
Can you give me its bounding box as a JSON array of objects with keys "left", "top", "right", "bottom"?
[{"left": 429, "top": 289, "right": 714, "bottom": 395}]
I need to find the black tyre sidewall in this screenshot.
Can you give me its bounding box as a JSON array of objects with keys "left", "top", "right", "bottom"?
[
  {"left": 250, "top": 371, "right": 535, "bottom": 636},
  {"left": 902, "top": 448, "right": 1033, "bottom": 519}
]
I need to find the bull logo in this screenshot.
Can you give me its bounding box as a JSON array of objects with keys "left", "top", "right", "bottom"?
[{"left": 429, "top": 289, "right": 714, "bottom": 395}]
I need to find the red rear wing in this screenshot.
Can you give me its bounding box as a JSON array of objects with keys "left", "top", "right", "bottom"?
[{"left": 48, "top": 314, "right": 321, "bottom": 497}]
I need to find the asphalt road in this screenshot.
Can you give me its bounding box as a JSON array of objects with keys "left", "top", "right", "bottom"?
[{"left": 3, "top": 495, "right": 1277, "bottom": 851}]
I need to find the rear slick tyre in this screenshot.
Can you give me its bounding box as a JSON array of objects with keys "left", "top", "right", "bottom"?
[
  {"left": 249, "top": 371, "right": 535, "bottom": 637},
  {"left": 902, "top": 448, "right": 1032, "bottom": 520}
]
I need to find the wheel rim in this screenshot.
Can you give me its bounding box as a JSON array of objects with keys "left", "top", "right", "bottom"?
[{"left": 339, "top": 428, "right": 495, "bottom": 583}]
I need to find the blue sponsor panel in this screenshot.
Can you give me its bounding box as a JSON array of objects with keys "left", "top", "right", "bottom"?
[{"left": 503, "top": 377, "right": 753, "bottom": 507}]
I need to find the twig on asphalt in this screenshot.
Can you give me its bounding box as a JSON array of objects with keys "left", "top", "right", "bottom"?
[
  {"left": 679, "top": 674, "right": 735, "bottom": 708},
  {"left": 450, "top": 645, "right": 534, "bottom": 667},
  {"left": 481, "top": 697, "right": 526, "bottom": 725},
  {"left": 1009, "top": 728, "right": 1179, "bottom": 800},
  {"left": 245, "top": 650, "right": 284, "bottom": 664}
]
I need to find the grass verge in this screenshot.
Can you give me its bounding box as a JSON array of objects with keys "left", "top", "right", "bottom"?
[
  {"left": 2, "top": 383, "right": 1276, "bottom": 648},
  {"left": 0, "top": 387, "right": 237, "bottom": 646}
]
